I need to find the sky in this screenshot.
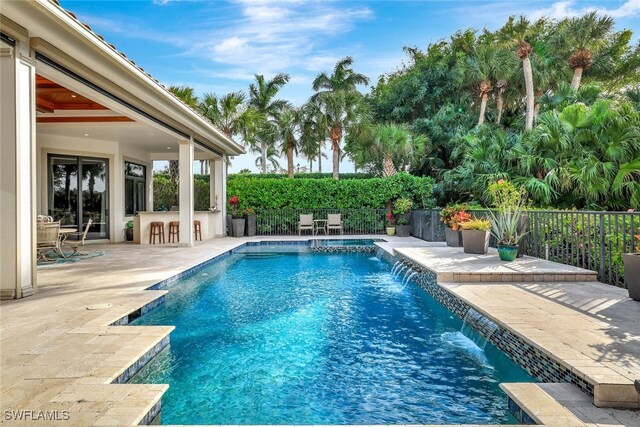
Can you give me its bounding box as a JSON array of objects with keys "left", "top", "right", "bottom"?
[{"left": 59, "top": 0, "right": 640, "bottom": 173}]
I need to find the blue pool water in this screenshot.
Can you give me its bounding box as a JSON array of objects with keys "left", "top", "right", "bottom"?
[{"left": 131, "top": 247, "right": 534, "bottom": 425}]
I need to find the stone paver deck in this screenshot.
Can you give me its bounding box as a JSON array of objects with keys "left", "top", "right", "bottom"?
[
  {"left": 1, "top": 236, "right": 639, "bottom": 425},
  {"left": 394, "top": 246, "right": 599, "bottom": 282}
]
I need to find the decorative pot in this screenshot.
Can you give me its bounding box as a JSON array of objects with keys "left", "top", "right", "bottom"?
[
  {"left": 623, "top": 254, "right": 640, "bottom": 301},
  {"left": 462, "top": 229, "right": 490, "bottom": 254},
  {"left": 386, "top": 227, "right": 396, "bottom": 236},
  {"left": 497, "top": 245, "right": 519, "bottom": 262},
  {"left": 445, "top": 227, "right": 463, "bottom": 247},
  {"left": 226, "top": 214, "right": 233, "bottom": 237},
  {"left": 245, "top": 214, "right": 257, "bottom": 237},
  {"left": 395, "top": 212, "right": 411, "bottom": 223},
  {"left": 396, "top": 224, "right": 410, "bottom": 237},
  {"left": 124, "top": 228, "right": 133, "bottom": 242},
  {"left": 232, "top": 218, "right": 246, "bottom": 238}
]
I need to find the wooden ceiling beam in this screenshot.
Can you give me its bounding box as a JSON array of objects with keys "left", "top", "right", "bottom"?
[
  {"left": 37, "top": 116, "right": 134, "bottom": 123},
  {"left": 53, "top": 103, "right": 109, "bottom": 110},
  {"left": 36, "top": 98, "right": 55, "bottom": 113}
]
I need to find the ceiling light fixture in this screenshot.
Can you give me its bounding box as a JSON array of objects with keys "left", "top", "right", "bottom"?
[
  {"left": 70, "top": 94, "right": 77, "bottom": 98},
  {"left": 167, "top": 146, "right": 171, "bottom": 150},
  {"left": 84, "top": 133, "right": 89, "bottom": 136}
]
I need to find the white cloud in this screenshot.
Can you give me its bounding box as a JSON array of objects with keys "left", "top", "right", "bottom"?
[
  {"left": 529, "top": 0, "right": 640, "bottom": 20},
  {"left": 152, "top": 0, "right": 172, "bottom": 6}
]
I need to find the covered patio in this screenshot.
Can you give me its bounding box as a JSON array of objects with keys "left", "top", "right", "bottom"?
[{"left": 1, "top": 0, "right": 244, "bottom": 299}]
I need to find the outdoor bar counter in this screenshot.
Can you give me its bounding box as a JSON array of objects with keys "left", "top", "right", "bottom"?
[{"left": 133, "top": 210, "right": 220, "bottom": 244}]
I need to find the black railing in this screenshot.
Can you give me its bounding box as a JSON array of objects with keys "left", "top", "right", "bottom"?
[
  {"left": 256, "top": 209, "right": 388, "bottom": 236},
  {"left": 412, "top": 209, "right": 639, "bottom": 288}
]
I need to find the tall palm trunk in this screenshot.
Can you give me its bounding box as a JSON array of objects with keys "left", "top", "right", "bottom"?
[
  {"left": 330, "top": 125, "right": 342, "bottom": 179},
  {"left": 478, "top": 92, "right": 489, "bottom": 125},
  {"left": 286, "top": 144, "right": 294, "bottom": 178},
  {"left": 570, "top": 68, "right": 583, "bottom": 90},
  {"left": 523, "top": 56, "right": 535, "bottom": 131},
  {"left": 382, "top": 155, "right": 397, "bottom": 177},
  {"left": 318, "top": 147, "right": 322, "bottom": 173},
  {"left": 261, "top": 144, "right": 267, "bottom": 174},
  {"left": 495, "top": 82, "right": 506, "bottom": 125}
]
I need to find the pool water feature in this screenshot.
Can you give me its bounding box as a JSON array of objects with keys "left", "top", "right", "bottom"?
[{"left": 131, "top": 246, "right": 535, "bottom": 425}]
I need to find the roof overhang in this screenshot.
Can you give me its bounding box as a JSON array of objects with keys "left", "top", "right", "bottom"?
[{"left": 0, "top": 0, "right": 245, "bottom": 157}]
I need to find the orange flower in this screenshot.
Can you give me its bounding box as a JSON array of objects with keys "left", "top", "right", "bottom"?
[{"left": 497, "top": 179, "right": 505, "bottom": 184}]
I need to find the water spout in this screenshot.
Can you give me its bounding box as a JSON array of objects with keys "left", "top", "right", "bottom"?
[
  {"left": 460, "top": 308, "right": 499, "bottom": 350},
  {"left": 394, "top": 264, "right": 408, "bottom": 280},
  {"left": 391, "top": 260, "right": 402, "bottom": 276},
  {"left": 402, "top": 271, "right": 418, "bottom": 287}
]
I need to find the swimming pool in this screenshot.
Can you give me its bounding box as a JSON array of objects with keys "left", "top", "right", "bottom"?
[{"left": 131, "top": 245, "right": 534, "bottom": 425}]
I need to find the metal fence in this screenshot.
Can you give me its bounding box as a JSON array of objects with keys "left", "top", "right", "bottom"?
[
  {"left": 411, "top": 209, "right": 639, "bottom": 288},
  {"left": 256, "top": 209, "right": 388, "bottom": 236}
]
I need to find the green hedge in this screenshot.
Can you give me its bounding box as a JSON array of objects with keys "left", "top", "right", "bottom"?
[
  {"left": 153, "top": 172, "right": 435, "bottom": 212},
  {"left": 227, "top": 173, "right": 435, "bottom": 211},
  {"left": 229, "top": 172, "right": 373, "bottom": 180}
]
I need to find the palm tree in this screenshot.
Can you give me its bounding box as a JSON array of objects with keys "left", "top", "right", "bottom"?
[
  {"left": 348, "top": 123, "right": 428, "bottom": 176},
  {"left": 497, "top": 16, "right": 543, "bottom": 130},
  {"left": 276, "top": 107, "right": 301, "bottom": 178},
  {"left": 169, "top": 85, "right": 199, "bottom": 108},
  {"left": 300, "top": 99, "right": 328, "bottom": 172},
  {"left": 554, "top": 12, "right": 615, "bottom": 90},
  {"left": 312, "top": 56, "right": 370, "bottom": 96},
  {"left": 254, "top": 145, "right": 281, "bottom": 173},
  {"left": 198, "top": 91, "right": 259, "bottom": 141},
  {"left": 249, "top": 74, "right": 290, "bottom": 173},
  {"left": 311, "top": 57, "right": 370, "bottom": 179}
]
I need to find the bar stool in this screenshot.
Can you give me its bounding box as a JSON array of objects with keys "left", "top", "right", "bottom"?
[
  {"left": 149, "top": 221, "right": 165, "bottom": 244},
  {"left": 168, "top": 221, "right": 180, "bottom": 243},
  {"left": 194, "top": 220, "right": 202, "bottom": 241}
]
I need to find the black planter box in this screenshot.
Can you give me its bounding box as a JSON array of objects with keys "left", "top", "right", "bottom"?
[
  {"left": 396, "top": 224, "right": 410, "bottom": 237},
  {"left": 445, "top": 227, "right": 463, "bottom": 247},
  {"left": 623, "top": 254, "right": 640, "bottom": 301},
  {"left": 245, "top": 214, "right": 256, "bottom": 237},
  {"left": 232, "top": 218, "right": 245, "bottom": 238}
]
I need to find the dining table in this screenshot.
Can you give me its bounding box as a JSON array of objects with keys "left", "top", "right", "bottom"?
[{"left": 57, "top": 227, "right": 78, "bottom": 258}]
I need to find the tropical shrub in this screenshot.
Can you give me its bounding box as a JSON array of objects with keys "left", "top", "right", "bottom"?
[
  {"left": 460, "top": 217, "right": 491, "bottom": 231},
  {"left": 393, "top": 197, "right": 413, "bottom": 214},
  {"left": 439, "top": 204, "right": 469, "bottom": 229}
]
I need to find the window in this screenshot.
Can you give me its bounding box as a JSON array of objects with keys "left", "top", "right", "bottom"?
[{"left": 124, "top": 161, "right": 146, "bottom": 215}]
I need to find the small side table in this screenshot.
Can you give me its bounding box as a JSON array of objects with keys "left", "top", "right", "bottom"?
[{"left": 314, "top": 219, "right": 327, "bottom": 235}]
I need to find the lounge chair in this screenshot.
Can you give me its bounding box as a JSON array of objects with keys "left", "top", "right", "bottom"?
[
  {"left": 63, "top": 219, "right": 93, "bottom": 256},
  {"left": 327, "top": 214, "right": 343, "bottom": 235},
  {"left": 37, "top": 221, "right": 60, "bottom": 261},
  {"left": 298, "top": 214, "right": 314, "bottom": 236}
]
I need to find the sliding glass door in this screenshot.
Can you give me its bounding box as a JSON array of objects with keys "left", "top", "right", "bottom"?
[{"left": 48, "top": 154, "right": 109, "bottom": 239}]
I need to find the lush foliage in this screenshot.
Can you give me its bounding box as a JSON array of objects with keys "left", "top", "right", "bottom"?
[
  {"left": 226, "top": 173, "right": 434, "bottom": 212},
  {"left": 393, "top": 197, "right": 413, "bottom": 214},
  {"left": 439, "top": 204, "right": 469, "bottom": 229},
  {"left": 368, "top": 14, "right": 640, "bottom": 210},
  {"left": 229, "top": 172, "right": 373, "bottom": 180}
]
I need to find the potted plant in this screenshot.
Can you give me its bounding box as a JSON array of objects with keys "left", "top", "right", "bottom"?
[
  {"left": 489, "top": 208, "right": 527, "bottom": 261},
  {"left": 394, "top": 197, "right": 413, "bottom": 224},
  {"left": 245, "top": 207, "right": 257, "bottom": 237},
  {"left": 488, "top": 179, "right": 528, "bottom": 257},
  {"left": 396, "top": 218, "right": 410, "bottom": 237},
  {"left": 228, "top": 195, "right": 245, "bottom": 238},
  {"left": 124, "top": 220, "right": 134, "bottom": 242},
  {"left": 623, "top": 234, "right": 640, "bottom": 301},
  {"left": 386, "top": 212, "right": 396, "bottom": 236},
  {"left": 460, "top": 217, "right": 491, "bottom": 254},
  {"left": 440, "top": 204, "right": 469, "bottom": 247}
]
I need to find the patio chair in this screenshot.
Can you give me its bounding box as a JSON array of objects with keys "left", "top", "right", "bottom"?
[
  {"left": 37, "top": 221, "right": 60, "bottom": 261},
  {"left": 63, "top": 219, "right": 93, "bottom": 256},
  {"left": 298, "top": 214, "right": 314, "bottom": 236},
  {"left": 37, "top": 215, "right": 53, "bottom": 223},
  {"left": 327, "top": 214, "right": 344, "bottom": 235}
]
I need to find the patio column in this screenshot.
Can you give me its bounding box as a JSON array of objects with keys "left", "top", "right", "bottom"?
[
  {"left": 178, "top": 137, "right": 194, "bottom": 246},
  {"left": 213, "top": 156, "right": 227, "bottom": 236},
  {"left": 0, "top": 37, "right": 36, "bottom": 299}
]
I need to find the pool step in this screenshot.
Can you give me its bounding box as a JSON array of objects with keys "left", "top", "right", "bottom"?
[{"left": 501, "top": 383, "right": 638, "bottom": 426}]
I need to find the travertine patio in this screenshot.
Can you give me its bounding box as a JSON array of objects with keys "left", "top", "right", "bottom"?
[{"left": 0, "top": 236, "right": 638, "bottom": 426}]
